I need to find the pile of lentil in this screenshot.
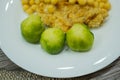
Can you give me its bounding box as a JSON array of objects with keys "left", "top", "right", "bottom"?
[{"left": 21, "top": 0, "right": 111, "bottom": 32}]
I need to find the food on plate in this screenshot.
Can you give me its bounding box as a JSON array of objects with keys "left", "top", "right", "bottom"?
[
  {"left": 40, "top": 28, "right": 65, "bottom": 54},
  {"left": 21, "top": 14, "right": 45, "bottom": 43},
  {"left": 21, "top": 0, "right": 111, "bottom": 32},
  {"left": 66, "top": 23, "right": 94, "bottom": 51},
  {"left": 20, "top": 0, "right": 111, "bottom": 54}
]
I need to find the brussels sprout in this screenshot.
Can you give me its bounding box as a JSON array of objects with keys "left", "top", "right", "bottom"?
[
  {"left": 40, "top": 28, "right": 65, "bottom": 55},
  {"left": 21, "top": 14, "right": 45, "bottom": 43},
  {"left": 66, "top": 23, "right": 94, "bottom": 52}
]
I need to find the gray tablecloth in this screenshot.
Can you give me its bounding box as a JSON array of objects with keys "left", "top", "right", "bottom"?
[{"left": 0, "top": 49, "right": 120, "bottom": 80}]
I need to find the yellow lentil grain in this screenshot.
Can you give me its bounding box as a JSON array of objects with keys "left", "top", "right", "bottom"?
[
  {"left": 51, "top": 0, "right": 58, "bottom": 5},
  {"left": 29, "top": 0, "right": 35, "bottom": 5},
  {"left": 46, "top": 5, "right": 56, "bottom": 13},
  {"left": 77, "top": 0, "right": 87, "bottom": 6},
  {"left": 69, "top": 0, "right": 77, "bottom": 4},
  {"left": 25, "top": 8, "right": 34, "bottom": 14},
  {"left": 94, "top": 1, "right": 99, "bottom": 7},
  {"left": 44, "top": 0, "right": 51, "bottom": 3},
  {"left": 101, "top": 0, "right": 108, "bottom": 2},
  {"left": 35, "top": 0, "right": 40, "bottom": 4},
  {"left": 23, "top": 4, "right": 30, "bottom": 11},
  {"left": 99, "top": 2, "right": 105, "bottom": 8},
  {"left": 104, "top": 2, "right": 111, "bottom": 10},
  {"left": 31, "top": 4, "right": 37, "bottom": 11},
  {"left": 87, "top": 0, "right": 94, "bottom": 6},
  {"left": 96, "top": 0, "right": 101, "bottom": 2},
  {"left": 21, "top": 0, "right": 29, "bottom": 5}
]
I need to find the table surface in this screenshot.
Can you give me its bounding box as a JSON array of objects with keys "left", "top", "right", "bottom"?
[{"left": 0, "top": 49, "right": 120, "bottom": 80}]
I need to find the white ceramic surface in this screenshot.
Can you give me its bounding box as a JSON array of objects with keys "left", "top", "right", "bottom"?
[{"left": 0, "top": 0, "right": 120, "bottom": 78}]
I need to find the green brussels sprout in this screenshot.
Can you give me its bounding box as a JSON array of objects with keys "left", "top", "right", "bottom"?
[
  {"left": 21, "top": 14, "right": 45, "bottom": 43},
  {"left": 66, "top": 23, "right": 94, "bottom": 52},
  {"left": 40, "top": 28, "right": 65, "bottom": 55}
]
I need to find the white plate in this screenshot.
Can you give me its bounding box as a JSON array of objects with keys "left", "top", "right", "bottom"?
[{"left": 0, "top": 0, "right": 120, "bottom": 78}]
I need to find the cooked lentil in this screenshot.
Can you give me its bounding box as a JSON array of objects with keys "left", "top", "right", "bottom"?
[{"left": 21, "top": 0, "right": 111, "bottom": 32}]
